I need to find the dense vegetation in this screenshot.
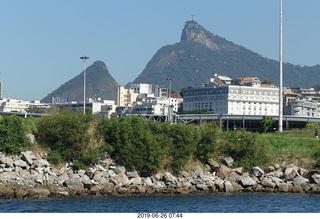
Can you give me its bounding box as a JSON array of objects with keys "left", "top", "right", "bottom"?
[{"left": 1, "top": 113, "right": 320, "bottom": 176}]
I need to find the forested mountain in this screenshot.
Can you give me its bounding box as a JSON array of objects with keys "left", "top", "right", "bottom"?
[
  {"left": 131, "top": 20, "right": 320, "bottom": 92},
  {"left": 42, "top": 61, "right": 118, "bottom": 103}
]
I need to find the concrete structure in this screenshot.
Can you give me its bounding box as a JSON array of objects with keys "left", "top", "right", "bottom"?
[{"left": 183, "top": 85, "right": 279, "bottom": 116}]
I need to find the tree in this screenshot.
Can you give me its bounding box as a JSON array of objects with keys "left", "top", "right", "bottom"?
[{"left": 259, "top": 116, "right": 274, "bottom": 133}]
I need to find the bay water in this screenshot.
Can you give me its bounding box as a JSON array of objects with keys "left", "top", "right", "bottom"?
[{"left": 1, "top": 193, "right": 320, "bottom": 213}]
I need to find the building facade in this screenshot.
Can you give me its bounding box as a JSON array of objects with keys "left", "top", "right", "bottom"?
[{"left": 183, "top": 85, "right": 279, "bottom": 115}]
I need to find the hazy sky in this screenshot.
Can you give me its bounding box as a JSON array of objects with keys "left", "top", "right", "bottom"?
[{"left": 1, "top": 0, "right": 320, "bottom": 101}]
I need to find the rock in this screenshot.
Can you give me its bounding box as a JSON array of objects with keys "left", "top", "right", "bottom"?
[
  {"left": 78, "top": 169, "right": 86, "bottom": 177},
  {"left": 231, "top": 182, "right": 243, "bottom": 192},
  {"left": 311, "top": 174, "right": 320, "bottom": 185},
  {"left": 252, "top": 166, "right": 264, "bottom": 177},
  {"left": 207, "top": 159, "right": 220, "bottom": 171},
  {"left": 214, "top": 177, "right": 224, "bottom": 191},
  {"left": 127, "top": 176, "right": 142, "bottom": 186},
  {"left": 293, "top": 176, "right": 309, "bottom": 186},
  {"left": 292, "top": 185, "right": 304, "bottom": 193},
  {"left": 222, "top": 156, "right": 234, "bottom": 167},
  {"left": 266, "top": 166, "right": 275, "bottom": 173},
  {"left": 143, "top": 177, "right": 154, "bottom": 187},
  {"left": 226, "top": 171, "right": 240, "bottom": 183},
  {"left": 28, "top": 187, "right": 51, "bottom": 199},
  {"left": 0, "top": 183, "right": 15, "bottom": 199},
  {"left": 253, "top": 184, "right": 263, "bottom": 192},
  {"left": 64, "top": 178, "right": 84, "bottom": 192},
  {"left": 114, "top": 166, "right": 126, "bottom": 174},
  {"left": 164, "top": 172, "right": 178, "bottom": 185},
  {"left": 196, "top": 183, "right": 208, "bottom": 191},
  {"left": 261, "top": 178, "right": 276, "bottom": 188},
  {"left": 13, "top": 160, "right": 28, "bottom": 169},
  {"left": 224, "top": 181, "right": 235, "bottom": 193},
  {"left": 284, "top": 165, "right": 299, "bottom": 180},
  {"left": 21, "top": 151, "right": 36, "bottom": 165},
  {"left": 93, "top": 171, "right": 104, "bottom": 183},
  {"left": 278, "top": 183, "right": 289, "bottom": 192},
  {"left": 126, "top": 171, "right": 139, "bottom": 179},
  {"left": 238, "top": 174, "right": 256, "bottom": 187},
  {"left": 274, "top": 163, "right": 281, "bottom": 170},
  {"left": 217, "top": 165, "right": 231, "bottom": 180},
  {"left": 111, "top": 172, "right": 129, "bottom": 186}
]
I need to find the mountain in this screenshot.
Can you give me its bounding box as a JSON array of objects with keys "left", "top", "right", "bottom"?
[
  {"left": 42, "top": 61, "right": 119, "bottom": 103},
  {"left": 131, "top": 20, "right": 320, "bottom": 92}
]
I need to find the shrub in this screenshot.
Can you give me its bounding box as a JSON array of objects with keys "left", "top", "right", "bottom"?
[
  {"left": 196, "top": 123, "right": 220, "bottom": 163},
  {"left": 0, "top": 115, "right": 30, "bottom": 154},
  {"left": 36, "top": 111, "right": 102, "bottom": 168},
  {"left": 220, "top": 129, "right": 268, "bottom": 170}
]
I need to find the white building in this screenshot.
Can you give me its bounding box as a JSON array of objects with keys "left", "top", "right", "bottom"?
[
  {"left": 116, "top": 86, "right": 139, "bottom": 107},
  {"left": 183, "top": 85, "right": 279, "bottom": 116},
  {"left": 287, "top": 99, "right": 316, "bottom": 117},
  {"left": 0, "top": 98, "right": 30, "bottom": 113}
]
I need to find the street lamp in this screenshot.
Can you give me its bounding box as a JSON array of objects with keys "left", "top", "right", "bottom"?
[
  {"left": 167, "top": 77, "right": 173, "bottom": 122},
  {"left": 80, "top": 55, "right": 89, "bottom": 115},
  {"left": 278, "top": 0, "right": 283, "bottom": 132}
]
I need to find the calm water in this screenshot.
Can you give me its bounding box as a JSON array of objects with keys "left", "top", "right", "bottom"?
[{"left": 0, "top": 193, "right": 320, "bottom": 213}]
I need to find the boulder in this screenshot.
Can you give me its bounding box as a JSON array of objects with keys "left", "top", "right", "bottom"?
[
  {"left": 292, "top": 185, "right": 304, "bottom": 193},
  {"left": 278, "top": 182, "right": 290, "bottom": 192},
  {"left": 111, "top": 172, "right": 129, "bottom": 186},
  {"left": 64, "top": 178, "right": 84, "bottom": 192},
  {"left": 284, "top": 165, "right": 299, "bottom": 180},
  {"left": 21, "top": 151, "right": 36, "bottom": 166},
  {"left": 252, "top": 166, "right": 264, "bottom": 177},
  {"left": 126, "top": 171, "right": 139, "bottom": 179},
  {"left": 222, "top": 156, "right": 234, "bottom": 167},
  {"left": 310, "top": 174, "right": 320, "bottom": 185},
  {"left": 261, "top": 178, "right": 276, "bottom": 188},
  {"left": 114, "top": 166, "right": 126, "bottom": 174},
  {"left": 224, "top": 181, "right": 235, "bottom": 193},
  {"left": 238, "top": 174, "right": 256, "bottom": 187},
  {"left": 293, "top": 176, "right": 309, "bottom": 186},
  {"left": 28, "top": 187, "right": 51, "bottom": 199},
  {"left": 217, "top": 165, "right": 231, "bottom": 180},
  {"left": 164, "top": 172, "right": 178, "bottom": 185},
  {"left": 13, "top": 160, "right": 28, "bottom": 169},
  {"left": 93, "top": 171, "right": 104, "bottom": 183},
  {"left": 207, "top": 159, "right": 220, "bottom": 171}
]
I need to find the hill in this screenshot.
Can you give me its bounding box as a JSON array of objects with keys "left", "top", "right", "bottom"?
[
  {"left": 42, "top": 61, "right": 119, "bottom": 103},
  {"left": 131, "top": 20, "right": 320, "bottom": 92}
]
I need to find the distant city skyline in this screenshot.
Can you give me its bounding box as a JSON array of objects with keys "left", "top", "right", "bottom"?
[{"left": 1, "top": 0, "right": 320, "bottom": 101}]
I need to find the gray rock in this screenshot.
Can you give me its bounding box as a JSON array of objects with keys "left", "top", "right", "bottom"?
[
  {"left": 14, "top": 160, "right": 28, "bottom": 168},
  {"left": 207, "top": 159, "right": 220, "bottom": 171},
  {"left": 64, "top": 178, "right": 84, "bottom": 192},
  {"left": 93, "top": 171, "right": 104, "bottom": 183},
  {"left": 293, "top": 176, "right": 309, "bottom": 186},
  {"left": 238, "top": 174, "right": 256, "bottom": 187},
  {"left": 278, "top": 183, "right": 289, "bottom": 192},
  {"left": 252, "top": 166, "right": 264, "bottom": 177},
  {"left": 126, "top": 171, "right": 139, "bottom": 179},
  {"left": 266, "top": 166, "right": 275, "bottom": 173},
  {"left": 224, "top": 181, "right": 235, "bottom": 192},
  {"left": 111, "top": 172, "right": 129, "bottom": 186},
  {"left": 222, "top": 156, "right": 234, "bottom": 167},
  {"left": 274, "top": 163, "right": 281, "bottom": 170},
  {"left": 114, "top": 166, "right": 126, "bottom": 174},
  {"left": 196, "top": 183, "right": 208, "bottom": 191},
  {"left": 78, "top": 169, "right": 86, "bottom": 177},
  {"left": 164, "top": 172, "right": 178, "bottom": 185},
  {"left": 226, "top": 171, "right": 240, "bottom": 183},
  {"left": 284, "top": 165, "right": 299, "bottom": 180},
  {"left": 261, "top": 178, "right": 276, "bottom": 188},
  {"left": 311, "top": 174, "right": 320, "bottom": 185},
  {"left": 21, "top": 151, "right": 36, "bottom": 165}
]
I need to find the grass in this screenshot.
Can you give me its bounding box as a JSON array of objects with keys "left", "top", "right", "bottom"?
[{"left": 258, "top": 129, "right": 320, "bottom": 169}]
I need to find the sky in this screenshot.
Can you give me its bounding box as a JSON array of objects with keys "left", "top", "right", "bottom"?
[{"left": 0, "top": 0, "right": 320, "bottom": 101}]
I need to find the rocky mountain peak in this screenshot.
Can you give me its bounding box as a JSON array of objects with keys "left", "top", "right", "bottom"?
[{"left": 180, "top": 20, "right": 219, "bottom": 51}]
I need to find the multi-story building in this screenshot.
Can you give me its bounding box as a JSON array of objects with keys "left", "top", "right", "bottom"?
[
  {"left": 183, "top": 83, "right": 279, "bottom": 116},
  {"left": 116, "top": 86, "right": 139, "bottom": 107},
  {"left": 0, "top": 98, "right": 30, "bottom": 113},
  {"left": 287, "top": 99, "right": 317, "bottom": 117}
]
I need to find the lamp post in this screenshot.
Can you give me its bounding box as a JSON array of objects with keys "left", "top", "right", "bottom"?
[
  {"left": 167, "top": 77, "right": 173, "bottom": 122},
  {"left": 80, "top": 55, "right": 89, "bottom": 115},
  {"left": 278, "top": 0, "right": 283, "bottom": 132}
]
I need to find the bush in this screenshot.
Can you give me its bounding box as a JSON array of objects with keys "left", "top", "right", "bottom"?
[
  {"left": 196, "top": 123, "right": 220, "bottom": 163},
  {"left": 220, "top": 129, "right": 268, "bottom": 170},
  {"left": 36, "top": 111, "right": 102, "bottom": 168},
  {"left": 0, "top": 115, "right": 30, "bottom": 154}
]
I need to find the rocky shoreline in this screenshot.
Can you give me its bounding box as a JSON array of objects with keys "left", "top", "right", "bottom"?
[{"left": 1, "top": 151, "right": 320, "bottom": 199}]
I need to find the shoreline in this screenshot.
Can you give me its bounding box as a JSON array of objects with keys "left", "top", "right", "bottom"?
[{"left": 1, "top": 151, "right": 320, "bottom": 199}]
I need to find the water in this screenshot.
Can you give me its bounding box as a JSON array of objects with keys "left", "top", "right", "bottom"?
[{"left": 0, "top": 193, "right": 320, "bottom": 213}]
